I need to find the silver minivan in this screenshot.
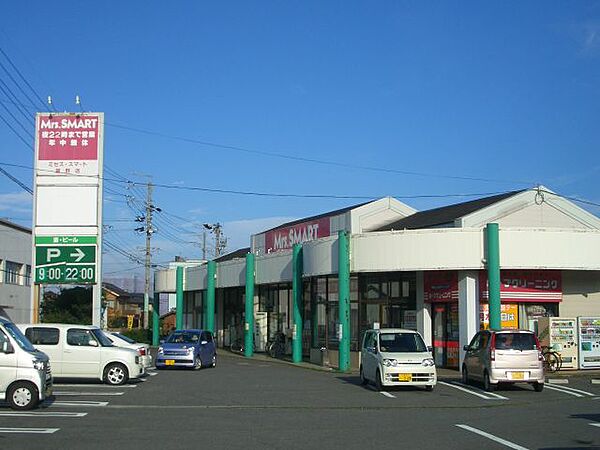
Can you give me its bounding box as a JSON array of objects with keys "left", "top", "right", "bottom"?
[
  {"left": 462, "top": 329, "right": 544, "bottom": 392},
  {"left": 0, "top": 317, "right": 52, "bottom": 410}
]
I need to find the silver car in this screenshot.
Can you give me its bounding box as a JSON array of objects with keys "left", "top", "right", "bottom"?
[{"left": 462, "top": 329, "right": 544, "bottom": 392}]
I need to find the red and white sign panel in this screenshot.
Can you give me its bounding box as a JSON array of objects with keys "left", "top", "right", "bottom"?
[
  {"left": 36, "top": 114, "right": 100, "bottom": 176},
  {"left": 265, "top": 217, "right": 330, "bottom": 253},
  {"left": 479, "top": 270, "right": 562, "bottom": 303},
  {"left": 424, "top": 271, "right": 458, "bottom": 303}
]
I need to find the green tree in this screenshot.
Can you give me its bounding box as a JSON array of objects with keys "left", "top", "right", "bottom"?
[{"left": 41, "top": 286, "right": 92, "bottom": 324}]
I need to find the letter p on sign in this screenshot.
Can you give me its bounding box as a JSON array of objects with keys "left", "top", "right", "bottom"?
[{"left": 47, "top": 248, "right": 61, "bottom": 261}]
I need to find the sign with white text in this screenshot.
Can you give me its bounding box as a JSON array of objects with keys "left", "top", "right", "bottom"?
[{"left": 264, "top": 217, "right": 331, "bottom": 253}]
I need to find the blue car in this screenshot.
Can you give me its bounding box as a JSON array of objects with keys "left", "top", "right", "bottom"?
[{"left": 156, "top": 329, "right": 217, "bottom": 369}]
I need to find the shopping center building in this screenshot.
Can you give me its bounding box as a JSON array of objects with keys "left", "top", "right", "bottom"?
[{"left": 154, "top": 187, "right": 600, "bottom": 369}]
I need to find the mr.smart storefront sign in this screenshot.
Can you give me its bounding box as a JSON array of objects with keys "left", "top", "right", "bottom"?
[
  {"left": 37, "top": 114, "right": 100, "bottom": 176},
  {"left": 264, "top": 217, "right": 331, "bottom": 253}
]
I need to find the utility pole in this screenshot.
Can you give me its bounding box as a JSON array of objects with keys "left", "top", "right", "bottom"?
[
  {"left": 143, "top": 181, "right": 154, "bottom": 329},
  {"left": 202, "top": 230, "right": 207, "bottom": 260},
  {"left": 203, "top": 223, "right": 226, "bottom": 258}
]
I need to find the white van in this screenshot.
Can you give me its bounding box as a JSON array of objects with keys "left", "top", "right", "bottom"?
[
  {"left": 18, "top": 324, "right": 144, "bottom": 386},
  {"left": 0, "top": 317, "right": 52, "bottom": 410},
  {"left": 360, "top": 328, "right": 437, "bottom": 391}
]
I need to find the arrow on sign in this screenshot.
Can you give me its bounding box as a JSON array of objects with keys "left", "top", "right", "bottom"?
[{"left": 70, "top": 248, "right": 85, "bottom": 262}]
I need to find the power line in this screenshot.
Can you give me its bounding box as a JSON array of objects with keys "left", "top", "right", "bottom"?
[
  {"left": 106, "top": 121, "right": 536, "bottom": 186},
  {"left": 0, "top": 46, "right": 49, "bottom": 111}
]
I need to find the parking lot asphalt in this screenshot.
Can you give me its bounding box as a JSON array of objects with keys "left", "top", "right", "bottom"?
[{"left": 2, "top": 353, "right": 600, "bottom": 449}]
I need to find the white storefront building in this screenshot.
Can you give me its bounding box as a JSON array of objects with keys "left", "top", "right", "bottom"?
[
  {"left": 155, "top": 187, "right": 600, "bottom": 369},
  {"left": 0, "top": 219, "right": 33, "bottom": 323}
]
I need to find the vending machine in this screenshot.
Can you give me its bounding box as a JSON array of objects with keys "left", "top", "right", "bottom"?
[
  {"left": 578, "top": 317, "right": 600, "bottom": 369},
  {"left": 537, "top": 317, "right": 578, "bottom": 370}
]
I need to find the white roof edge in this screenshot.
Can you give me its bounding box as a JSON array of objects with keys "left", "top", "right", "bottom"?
[{"left": 457, "top": 186, "right": 600, "bottom": 230}]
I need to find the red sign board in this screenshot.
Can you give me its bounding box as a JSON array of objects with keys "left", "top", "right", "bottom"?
[
  {"left": 265, "top": 217, "right": 330, "bottom": 253},
  {"left": 479, "top": 270, "right": 562, "bottom": 303},
  {"left": 37, "top": 114, "right": 100, "bottom": 161},
  {"left": 424, "top": 271, "right": 458, "bottom": 303}
]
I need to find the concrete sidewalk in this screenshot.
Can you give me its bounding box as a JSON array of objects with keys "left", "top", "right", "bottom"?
[{"left": 219, "top": 349, "right": 600, "bottom": 380}]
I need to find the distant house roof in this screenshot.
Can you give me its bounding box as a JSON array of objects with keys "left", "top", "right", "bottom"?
[
  {"left": 375, "top": 191, "right": 524, "bottom": 231},
  {"left": 215, "top": 247, "right": 251, "bottom": 263},
  {"left": 102, "top": 282, "right": 129, "bottom": 297},
  {"left": 0, "top": 218, "right": 31, "bottom": 235},
  {"left": 259, "top": 200, "right": 373, "bottom": 235}
]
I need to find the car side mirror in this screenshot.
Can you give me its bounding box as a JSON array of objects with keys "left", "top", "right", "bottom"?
[
  {"left": 368, "top": 346, "right": 377, "bottom": 354},
  {"left": 2, "top": 341, "right": 14, "bottom": 354},
  {"left": 89, "top": 339, "right": 99, "bottom": 347},
  {"left": 427, "top": 346, "right": 433, "bottom": 353},
  {"left": 463, "top": 345, "right": 470, "bottom": 351},
  {"left": 201, "top": 340, "right": 208, "bottom": 345},
  {"left": 160, "top": 339, "right": 165, "bottom": 344}
]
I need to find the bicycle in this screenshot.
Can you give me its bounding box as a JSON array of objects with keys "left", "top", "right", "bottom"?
[
  {"left": 541, "top": 346, "right": 562, "bottom": 373},
  {"left": 266, "top": 332, "right": 286, "bottom": 358},
  {"left": 229, "top": 338, "right": 244, "bottom": 353}
]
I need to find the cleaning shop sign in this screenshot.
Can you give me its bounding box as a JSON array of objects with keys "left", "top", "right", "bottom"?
[{"left": 265, "top": 218, "right": 330, "bottom": 253}]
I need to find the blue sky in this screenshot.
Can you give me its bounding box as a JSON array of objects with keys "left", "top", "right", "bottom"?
[{"left": 1, "top": 2, "right": 599, "bottom": 276}]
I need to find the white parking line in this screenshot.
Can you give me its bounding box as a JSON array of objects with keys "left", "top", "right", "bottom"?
[
  {"left": 439, "top": 381, "right": 508, "bottom": 400},
  {"left": 53, "top": 391, "right": 124, "bottom": 396},
  {"left": 456, "top": 424, "right": 529, "bottom": 450},
  {"left": 591, "top": 379, "right": 600, "bottom": 385},
  {"left": 544, "top": 384, "right": 583, "bottom": 397},
  {"left": 148, "top": 372, "right": 158, "bottom": 377},
  {"left": 590, "top": 423, "right": 600, "bottom": 428},
  {"left": 545, "top": 384, "right": 595, "bottom": 397},
  {"left": 0, "top": 411, "right": 87, "bottom": 418},
  {"left": 547, "top": 379, "right": 569, "bottom": 384},
  {"left": 380, "top": 391, "right": 395, "bottom": 398},
  {"left": 0, "top": 428, "right": 59, "bottom": 434},
  {"left": 48, "top": 401, "right": 109, "bottom": 407},
  {"left": 55, "top": 384, "right": 137, "bottom": 388}
]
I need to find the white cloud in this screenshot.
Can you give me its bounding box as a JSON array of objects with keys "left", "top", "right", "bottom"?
[
  {"left": 223, "top": 216, "right": 297, "bottom": 251},
  {"left": 0, "top": 191, "right": 32, "bottom": 214}
]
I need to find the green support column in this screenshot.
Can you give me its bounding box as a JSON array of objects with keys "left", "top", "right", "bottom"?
[
  {"left": 244, "top": 253, "right": 255, "bottom": 358},
  {"left": 338, "top": 231, "right": 351, "bottom": 372},
  {"left": 292, "top": 244, "right": 303, "bottom": 363},
  {"left": 176, "top": 266, "right": 184, "bottom": 330},
  {"left": 152, "top": 291, "right": 160, "bottom": 346},
  {"left": 486, "top": 223, "right": 501, "bottom": 330},
  {"left": 206, "top": 261, "right": 216, "bottom": 333}
]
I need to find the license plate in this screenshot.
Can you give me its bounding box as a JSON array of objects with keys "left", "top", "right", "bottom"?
[
  {"left": 165, "top": 360, "right": 175, "bottom": 366},
  {"left": 510, "top": 371, "right": 524, "bottom": 380},
  {"left": 398, "top": 373, "right": 412, "bottom": 382}
]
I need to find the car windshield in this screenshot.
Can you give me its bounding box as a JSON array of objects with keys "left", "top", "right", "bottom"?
[
  {"left": 379, "top": 332, "right": 427, "bottom": 353},
  {"left": 494, "top": 333, "right": 537, "bottom": 351},
  {"left": 3, "top": 322, "right": 36, "bottom": 352},
  {"left": 167, "top": 332, "right": 200, "bottom": 344},
  {"left": 113, "top": 333, "right": 136, "bottom": 344},
  {"left": 91, "top": 329, "right": 114, "bottom": 347}
]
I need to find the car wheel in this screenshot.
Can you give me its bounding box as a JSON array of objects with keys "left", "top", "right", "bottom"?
[
  {"left": 7, "top": 381, "right": 39, "bottom": 411},
  {"left": 104, "top": 363, "right": 128, "bottom": 386},
  {"left": 211, "top": 354, "right": 217, "bottom": 368},
  {"left": 359, "top": 366, "right": 368, "bottom": 385},
  {"left": 375, "top": 370, "right": 384, "bottom": 392},
  {"left": 483, "top": 371, "right": 495, "bottom": 392},
  {"left": 461, "top": 365, "right": 469, "bottom": 385},
  {"left": 194, "top": 355, "right": 202, "bottom": 370},
  {"left": 425, "top": 385, "right": 434, "bottom": 392},
  {"left": 533, "top": 382, "right": 544, "bottom": 392}
]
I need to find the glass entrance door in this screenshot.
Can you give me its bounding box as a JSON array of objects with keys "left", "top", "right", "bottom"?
[{"left": 432, "top": 302, "right": 460, "bottom": 368}]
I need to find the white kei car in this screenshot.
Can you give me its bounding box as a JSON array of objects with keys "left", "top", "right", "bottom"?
[
  {"left": 103, "top": 332, "right": 153, "bottom": 369},
  {"left": 360, "top": 328, "right": 437, "bottom": 391}
]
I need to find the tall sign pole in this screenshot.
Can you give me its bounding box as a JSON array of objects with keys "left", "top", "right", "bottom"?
[{"left": 32, "top": 112, "right": 104, "bottom": 326}]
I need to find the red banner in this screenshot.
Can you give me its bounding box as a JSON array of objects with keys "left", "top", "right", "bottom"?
[
  {"left": 265, "top": 217, "right": 330, "bottom": 253},
  {"left": 38, "top": 114, "right": 99, "bottom": 161},
  {"left": 479, "top": 270, "right": 562, "bottom": 303},
  {"left": 424, "top": 271, "right": 458, "bottom": 303}
]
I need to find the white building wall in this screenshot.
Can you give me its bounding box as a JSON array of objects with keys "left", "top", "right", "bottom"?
[
  {"left": 185, "top": 265, "right": 207, "bottom": 291},
  {"left": 0, "top": 221, "right": 32, "bottom": 323},
  {"left": 303, "top": 236, "right": 338, "bottom": 277},
  {"left": 560, "top": 271, "right": 600, "bottom": 317},
  {"left": 154, "top": 268, "right": 178, "bottom": 293},
  {"left": 216, "top": 259, "right": 246, "bottom": 288},
  {"left": 256, "top": 252, "right": 293, "bottom": 285},
  {"left": 458, "top": 271, "right": 479, "bottom": 370},
  {"left": 415, "top": 271, "right": 431, "bottom": 346}
]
